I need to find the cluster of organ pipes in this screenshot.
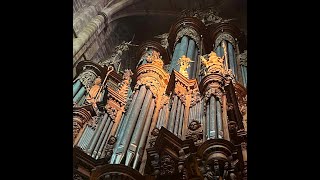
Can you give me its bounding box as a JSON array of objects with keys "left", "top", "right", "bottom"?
[{"left": 73, "top": 18, "right": 247, "bottom": 173}]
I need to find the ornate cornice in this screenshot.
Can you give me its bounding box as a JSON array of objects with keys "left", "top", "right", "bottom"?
[
  {"left": 197, "top": 139, "right": 235, "bottom": 164},
  {"left": 90, "top": 164, "right": 144, "bottom": 180},
  {"left": 209, "top": 22, "right": 242, "bottom": 45},
  {"left": 199, "top": 73, "right": 225, "bottom": 99},
  {"left": 166, "top": 70, "right": 199, "bottom": 106},
  {"left": 135, "top": 63, "right": 169, "bottom": 97},
  {"left": 75, "top": 61, "right": 106, "bottom": 81}
]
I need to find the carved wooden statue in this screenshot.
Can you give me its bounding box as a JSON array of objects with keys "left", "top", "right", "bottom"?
[
  {"left": 147, "top": 50, "right": 164, "bottom": 67},
  {"left": 200, "top": 51, "right": 225, "bottom": 75},
  {"left": 86, "top": 76, "right": 102, "bottom": 107},
  {"left": 178, "top": 55, "right": 193, "bottom": 78}
]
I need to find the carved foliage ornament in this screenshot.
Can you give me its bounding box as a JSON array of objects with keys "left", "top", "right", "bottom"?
[
  {"left": 180, "top": 8, "right": 235, "bottom": 26},
  {"left": 135, "top": 77, "right": 161, "bottom": 97},
  {"left": 204, "top": 88, "right": 223, "bottom": 102},
  {"left": 201, "top": 51, "right": 225, "bottom": 76},
  {"left": 214, "top": 33, "right": 236, "bottom": 50},
  {"left": 147, "top": 50, "right": 164, "bottom": 68},
  {"left": 106, "top": 104, "right": 117, "bottom": 120},
  {"left": 175, "top": 27, "right": 200, "bottom": 48},
  {"left": 77, "top": 69, "right": 97, "bottom": 89},
  {"left": 239, "top": 50, "right": 247, "bottom": 66},
  {"left": 160, "top": 155, "right": 175, "bottom": 176},
  {"left": 154, "top": 33, "right": 169, "bottom": 49},
  {"left": 118, "top": 69, "right": 133, "bottom": 98}
]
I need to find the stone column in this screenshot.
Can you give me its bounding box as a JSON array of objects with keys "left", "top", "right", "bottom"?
[{"left": 73, "top": 14, "right": 105, "bottom": 59}]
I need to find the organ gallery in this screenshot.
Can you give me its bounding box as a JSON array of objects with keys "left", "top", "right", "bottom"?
[{"left": 73, "top": 1, "right": 247, "bottom": 179}]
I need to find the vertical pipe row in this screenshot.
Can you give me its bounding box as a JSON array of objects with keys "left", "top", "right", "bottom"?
[
  {"left": 206, "top": 103, "right": 210, "bottom": 140},
  {"left": 77, "top": 125, "right": 88, "bottom": 149},
  {"left": 96, "top": 119, "right": 114, "bottom": 159},
  {"left": 209, "top": 96, "right": 217, "bottom": 139},
  {"left": 92, "top": 115, "right": 111, "bottom": 157},
  {"left": 132, "top": 99, "right": 156, "bottom": 169},
  {"left": 186, "top": 39, "right": 195, "bottom": 78},
  {"left": 87, "top": 113, "right": 109, "bottom": 154},
  {"left": 169, "top": 43, "right": 181, "bottom": 73},
  {"left": 175, "top": 36, "right": 189, "bottom": 71},
  {"left": 112, "top": 86, "right": 147, "bottom": 164},
  {"left": 126, "top": 89, "right": 153, "bottom": 165},
  {"left": 178, "top": 104, "right": 185, "bottom": 137},
  {"left": 174, "top": 99, "right": 182, "bottom": 135},
  {"left": 156, "top": 108, "right": 163, "bottom": 128},
  {"left": 168, "top": 95, "right": 178, "bottom": 132},
  {"left": 216, "top": 100, "right": 223, "bottom": 139}
]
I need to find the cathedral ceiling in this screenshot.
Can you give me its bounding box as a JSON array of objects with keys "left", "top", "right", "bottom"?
[{"left": 98, "top": 0, "right": 247, "bottom": 71}]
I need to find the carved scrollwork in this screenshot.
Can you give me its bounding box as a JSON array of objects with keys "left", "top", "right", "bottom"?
[
  {"left": 160, "top": 95, "right": 170, "bottom": 107},
  {"left": 160, "top": 154, "right": 175, "bottom": 176},
  {"left": 204, "top": 88, "right": 223, "bottom": 102},
  {"left": 103, "top": 136, "right": 117, "bottom": 162},
  {"left": 154, "top": 33, "right": 169, "bottom": 49},
  {"left": 239, "top": 50, "right": 247, "bottom": 67},
  {"left": 77, "top": 69, "right": 97, "bottom": 89},
  {"left": 175, "top": 27, "right": 200, "bottom": 48}
]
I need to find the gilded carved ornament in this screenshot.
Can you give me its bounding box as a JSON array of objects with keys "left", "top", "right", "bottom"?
[
  {"left": 135, "top": 77, "right": 161, "bottom": 97},
  {"left": 178, "top": 55, "right": 193, "bottom": 78},
  {"left": 85, "top": 76, "right": 102, "bottom": 107},
  {"left": 147, "top": 50, "right": 164, "bottom": 68},
  {"left": 200, "top": 51, "right": 225, "bottom": 76},
  {"left": 118, "top": 69, "right": 133, "bottom": 99}
]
